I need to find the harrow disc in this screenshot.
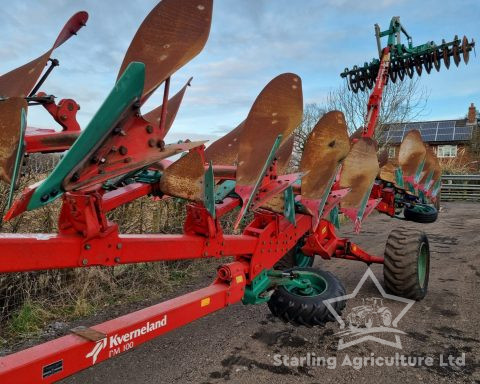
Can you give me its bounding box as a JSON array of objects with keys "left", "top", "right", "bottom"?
[
  {"left": 406, "top": 58, "right": 415, "bottom": 78},
  {"left": 398, "top": 130, "right": 426, "bottom": 178},
  {"left": 300, "top": 111, "right": 350, "bottom": 200},
  {"left": 423, "top": 53, "right": 433, "bottom": 74},
  {"left": 414, "top": 56, "right": 423, "bottom": 76},
  {"left": 349, "top": 73, "right": 359, "bottom": 93},
  {"left": 452, "top": 40, "right": 461, "bottom": 67},
  {"left": 0, "top": 98, "right": 27, "bottom": 184},
  {"left": 0, "top": 12, "right": 88, "bottom": 97},
  {"left": 432, "top": 49, "right": 442, "bottom": 71},
  {"left": 389, "top": 64, "right": 397, "bottom": 83},
  {"left": 397, "top": 59, "right": 406, "bottom": 81},
  {"left": 461, "top": 35, "right": 470, "bottom": 64},
  {"left": 443, "top": 47, "right": 451, "bottom": 69},
  {"left": 357, "top": 69, "right": 366, "bottom": 92},
  {"left": 117, "top": 0, "right": 213, "bottom": 103},
  {"left": 339, "top": 138, "right": 379, "bottom": 209}
]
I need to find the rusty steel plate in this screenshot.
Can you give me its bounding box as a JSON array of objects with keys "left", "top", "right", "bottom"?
[
  {"left": 275, "top": 134, "right": 294, "bottom": 174},
  {"left": 349, "top": 127, "right": 363, "bottom": 141},
  {"left": 159, "top": 150, "right": 204, "bottom": 201},
  {"left": 379, "top": 161, "right": 397, "bottom": 184},
  {"left": 432, "top": 154, "right": 442, "bottom": 184},
  {"left": 398, "top": 130, "right": 426, "bottom": 177},
  {"left": 0, "top": 12, "right": 88, "bottom": 97},
  {"left": 0, "top": 98, "right": 28, "bottom": 183},
  {"left": 204, "top": 120, "right": 244, "bottom": 166},
  {"left": 143, "top": 77, "right": 192, "bottom": 139},
  {"left": 339, "top": 137, "right": 379, "bottom": 209},
  {"left": 378, "top": 148, "right": 389, "bottom": 168},
  {"left": 118, "top": 0, "right": 212, "bottom": 103},
  {"left": 236, "top": 73, "right": 303, "bottom": 187},
  {"left": 419, "top": 145, "right": 436, "bottom": 184},
  {"left": 300, "top": 111, "right": 350, "bottom": 199}
]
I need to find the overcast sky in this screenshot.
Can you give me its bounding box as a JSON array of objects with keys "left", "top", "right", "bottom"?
[{"left": 1, "top": 0, "right": 478, "bottom": 143}]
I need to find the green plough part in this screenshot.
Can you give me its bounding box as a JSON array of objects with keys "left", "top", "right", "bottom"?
[
  {"left": 283, "top": 186, "right": 296, "bottom": 226},
  {"left": 215, "top": 180, "right": 236, "bottom": 203},
  {"left": 242, "top": 269, "right": 316, "bottom": 305},
  {"left": 7, "top": 108, "right": 26, "bottom": 209},
  {"left": 204, "top": 161, "right": 215, "bottom": 218},
  {"left": 28, "top": 62, "right": 146, "bottom": 211}
]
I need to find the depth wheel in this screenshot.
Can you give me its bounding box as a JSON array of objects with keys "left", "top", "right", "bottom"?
[
  {"left": 267, "top": 268, "right": 346, "bottom": 327},
  {"left": 383, "top": 227, "right": 430, "bottom": 300},
  {"left": 404, "top": 203, "right": 438, "bottom": 223}
]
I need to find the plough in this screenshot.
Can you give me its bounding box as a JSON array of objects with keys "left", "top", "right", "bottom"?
[{"left": 0, "top": 1, "right": 474, "bottom": 382}]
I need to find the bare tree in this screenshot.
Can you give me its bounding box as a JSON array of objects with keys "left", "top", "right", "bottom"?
[
  {"left": 327, "top": 78, "right": 430, "bottom": 139},
  {"left": 291, "top": 103, "right": 326, "bottom": 168}
]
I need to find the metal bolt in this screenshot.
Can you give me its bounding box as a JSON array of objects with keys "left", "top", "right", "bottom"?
[
  {"left": 119, "top": 146, "right": 128, "bottom": 155},
  {"left": 113, "top": 127, "right": 122, "bottom": 135},
  {"left": 116, "top": 243, "right": 122, "bottom": 250},
  {"left": 148, "top": 138, "right": 156, "bottom": 147},
  {"left": 146, "top": 125, "right": 154, "bottom": 134},
  {"left": 157, "top": 140, "right": 165, "bottom": 151},
  {"left": 41, "top": 194, "right": 49, "bottom": 202},
  {"left": 82, "top": 259, "right": 88, "bottom": 265},
  {"left": 67, "top": 103, "right": 74, "bottom": 111},
  {"left": 114, "top": 257, "right": 121, "bottom": 263},
  {"left": 60, "top": 114, "right": 67, "bottom": 121},
  {"left": 84, "top": 244, "right": 91, "bottom": 250},
  {"left": 50, "top": 189, "right": 58, "bottom": 197}
]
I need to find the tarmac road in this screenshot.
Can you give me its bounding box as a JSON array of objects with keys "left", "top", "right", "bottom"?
[{"left": 62, "top": 201, "right": 480, "bottom": 384}]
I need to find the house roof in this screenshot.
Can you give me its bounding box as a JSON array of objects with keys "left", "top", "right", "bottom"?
[{"left": 380, "top": 119, "right": 474, "bottom": 144}]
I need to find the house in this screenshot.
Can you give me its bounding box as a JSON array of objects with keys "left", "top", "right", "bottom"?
[{"left": 380, "top": 103, "right": 479, "bottom": 171}]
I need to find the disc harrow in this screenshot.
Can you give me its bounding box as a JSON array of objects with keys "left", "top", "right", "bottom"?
[{"left": 341, "top": 17, "right": 475, "bottom": 93}]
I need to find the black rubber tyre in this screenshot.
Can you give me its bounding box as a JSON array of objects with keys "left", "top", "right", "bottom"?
[
  {"left": 404, "top": 204, "right": 438, "bottom": 223},
  {"left": 274, "top": 240, "right": 314, "bottom": 270},
  {"left": 383, "top": 227, "right": 430, "bottom": 300},
  {"left": 434, "top": 192, "right": 441, "bottom": 212},
  {"left": 267, "top": 268, "right": 346, "bottom": 327}
]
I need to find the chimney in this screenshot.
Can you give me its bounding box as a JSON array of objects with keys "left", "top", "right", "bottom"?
[{"left": 467, "top": 103, "right": 477, "bottom": 125}]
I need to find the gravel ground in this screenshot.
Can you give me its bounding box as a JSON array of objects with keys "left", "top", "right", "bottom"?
[{"left": 53, "top": 201, "right": 478, "bottom": 383}]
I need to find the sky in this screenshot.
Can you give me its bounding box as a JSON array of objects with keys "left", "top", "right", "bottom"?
[{"left": 1, "top": 0, "right": 479, "bottom": 143}]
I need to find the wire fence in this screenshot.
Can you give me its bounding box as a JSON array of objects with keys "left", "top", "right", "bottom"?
[{"left": 0, "top": 158, "right": 202, "bottom": 343}]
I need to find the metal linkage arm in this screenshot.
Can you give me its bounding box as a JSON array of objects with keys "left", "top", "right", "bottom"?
[{"left": 0, "top": 262, "right": 246, "bottom": 383}]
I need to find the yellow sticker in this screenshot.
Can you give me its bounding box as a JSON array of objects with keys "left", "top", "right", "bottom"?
[
  {"left": 235, "top": 275, "right": 243, "bottom": 284},
  {"left": 322, "top": 226, "right": 327, "bottom": 235},
  {"left": 201, "top": 297, "right": 210, "bottom": 307}
]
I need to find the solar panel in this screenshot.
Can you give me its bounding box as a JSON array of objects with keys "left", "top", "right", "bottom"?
[{"left": 382, "top": 119, "right": 472, "bottom": 144}]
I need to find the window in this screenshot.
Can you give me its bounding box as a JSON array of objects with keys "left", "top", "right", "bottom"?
[
  {"left": 388, "top": 146, "right": 396, "bottom": 158},
  {"left": 436, "top": 145, "right": 457, "bottom": 158}
]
